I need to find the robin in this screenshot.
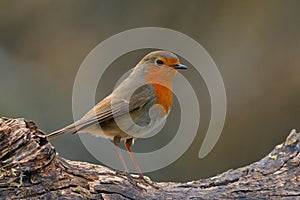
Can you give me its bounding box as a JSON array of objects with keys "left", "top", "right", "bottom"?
[{"left": 47, "top": 50, "right": 187, "bottom": 188}]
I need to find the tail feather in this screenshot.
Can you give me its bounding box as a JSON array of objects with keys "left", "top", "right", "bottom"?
[{"left": 47, "top": 123, "right": 78, "bottom": 139}]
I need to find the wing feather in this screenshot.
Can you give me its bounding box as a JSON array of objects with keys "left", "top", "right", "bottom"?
[{"left": 47, "top": 84, "right": 156, "bottom": 139}]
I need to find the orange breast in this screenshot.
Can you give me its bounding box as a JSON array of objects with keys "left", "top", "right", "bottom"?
[{"left": 150, "top": 83, "right": 173, "bottom": 113}]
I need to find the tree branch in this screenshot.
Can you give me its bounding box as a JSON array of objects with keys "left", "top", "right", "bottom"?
[{"left": 0, "top": 117, "right": 299, "bottom": 199}]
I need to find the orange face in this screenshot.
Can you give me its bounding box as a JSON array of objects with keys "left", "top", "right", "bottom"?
[
  {"left": 144, "top": 57, "right": 180, "bottom": 113},
  {"left": 140, "top": 51, "right": 187, "bottom": 114},
  {"left": 145, "top": 57, "right": 180, "bottom": 87}
]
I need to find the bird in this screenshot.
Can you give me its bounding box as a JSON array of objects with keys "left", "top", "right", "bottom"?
[{"left": 47, "top": 50, "right": 187, "bottom": 188}]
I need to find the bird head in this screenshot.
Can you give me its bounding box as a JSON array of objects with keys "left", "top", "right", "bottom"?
[
  {"left": 128, "top": 51, "right": 188, "bottom": 113},
  {"left": 132, "top": 51, "right": 188, "bottom": 88}
]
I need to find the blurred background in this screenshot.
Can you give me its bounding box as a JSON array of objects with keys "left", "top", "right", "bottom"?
[{"left": 0, "top": 0, "right": 299, "bottom": 182}]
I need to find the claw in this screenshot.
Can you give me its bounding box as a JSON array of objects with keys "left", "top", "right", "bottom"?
[
  {"left": 138, "top": 175, "right": 159, "bottom": 189},
  {"left": 115, "top": 171, "right": 147, "bottom": 191}
]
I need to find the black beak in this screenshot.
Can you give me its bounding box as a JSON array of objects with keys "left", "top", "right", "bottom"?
[{"left": 173, "top": 63, "right": 188, "bottom": 70}]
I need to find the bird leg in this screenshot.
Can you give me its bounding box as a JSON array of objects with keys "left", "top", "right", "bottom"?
[
  {"left": 113, "top": 136, "right": 146, "bottom": 191},
  {"left": 124, "top": 138, "right": 159, "bottom": 189},
  {"left": 113, "top": 136, "right": 129, "bottom": 173}
]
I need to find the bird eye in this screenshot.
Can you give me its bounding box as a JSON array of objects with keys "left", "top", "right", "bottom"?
[{"left": 155, "top": 59, "right": 164, "bottom": 66}]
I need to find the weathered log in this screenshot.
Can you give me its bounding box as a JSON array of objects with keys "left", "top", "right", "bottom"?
[{"left": 0, "top": 117, "right": 299, "bottom": 199}]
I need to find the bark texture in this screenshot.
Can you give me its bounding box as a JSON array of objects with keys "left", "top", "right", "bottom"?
[{"left": 0, "top": 117, "right": 299, "bottom": 199}]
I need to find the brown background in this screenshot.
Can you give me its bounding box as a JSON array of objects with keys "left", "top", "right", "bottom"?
[{"left": 0, "top": 0, "right": 299, "bottom": 182}]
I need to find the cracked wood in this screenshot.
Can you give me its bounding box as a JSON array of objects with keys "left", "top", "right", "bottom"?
[{"left": 0, "top": 117, "right": 300, "bottom": 199}]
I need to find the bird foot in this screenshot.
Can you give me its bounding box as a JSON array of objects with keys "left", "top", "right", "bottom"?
[
  {"left": 115, "top": 171, "right": 147, "bottom": 191},
  {"left": 115, "top": 171, "right": 159, "bottom": 191},
  {"left": 136, "top": 174, "right": 160, "bottom": 190}
]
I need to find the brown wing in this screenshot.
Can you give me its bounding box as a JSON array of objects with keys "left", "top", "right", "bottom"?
[
  {"left": 47, "top": 84, "right": 156, "bottom": 139},
  {"left": 78, "top": 84, "right": 156, "bottom": 129}
]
